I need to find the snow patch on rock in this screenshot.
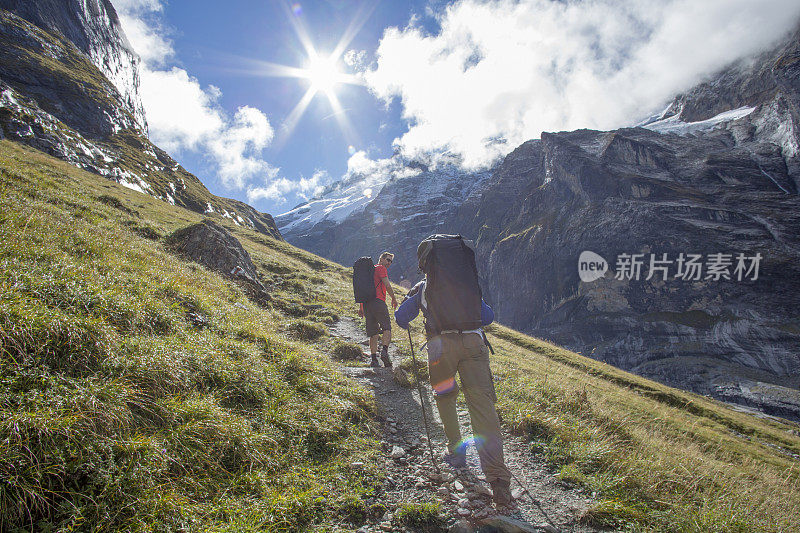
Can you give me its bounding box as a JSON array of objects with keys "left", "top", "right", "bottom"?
[{"left": 644, "top": 106, "right": 756, "bottom": 136}]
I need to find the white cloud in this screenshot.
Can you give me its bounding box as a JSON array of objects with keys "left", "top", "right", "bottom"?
[
  {"left": 114, "top": 0, "right": 281, "bottom": 192},
  {"left": 363, "top": 0, "right": 800, "bottom": 168},
  {"left": 117, "top": 13, "right": 172, "bottom": 66},
  {"left": 208, "top": 106, "right": 275, "bottom": 188},
  {"left": 247, "top": 169, "right": 332, "bottom": 204},
  {"left": 347, "top": 150, "right": 383, "bottom": 174},
  {"left": 139, "top": 67, "right": 224, "bottom": 152},
  {"left": 343, "top": 49, "right": 369, "bottom": 70},
  {"left": 344, "top": 150, "right": 423, "bottom": 187},
  {"left": 247, "top": 179, "right": 295, "bottom": 203},
  {"left": 114, "top": 0, "right": 163, "bottom": 11}
]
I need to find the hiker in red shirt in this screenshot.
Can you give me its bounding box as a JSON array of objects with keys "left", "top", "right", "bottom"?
[{"left": 358, "top": 251, "right": 398, "bottom": 367}]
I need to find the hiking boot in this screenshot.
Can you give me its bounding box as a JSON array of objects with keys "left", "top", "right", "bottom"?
[
  {"left": 443, "top": 451, "right": 467, "bottom": 469},
  {"left": 370, "top": 354, "right": 380, "bottom": 368},
  {"left": 380, "top": 345, "right": 392, "bottom": 367},
  {"left": 490, "top": 480, "right": 515, "bottom": 508}
]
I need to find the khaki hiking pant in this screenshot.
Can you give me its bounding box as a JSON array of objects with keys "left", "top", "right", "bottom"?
[{"left": 427, "top": 331, "right": 511, "bottom": 484}]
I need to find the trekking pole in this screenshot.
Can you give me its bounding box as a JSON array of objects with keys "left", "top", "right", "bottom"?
[
  {"left": 487, "top": 335, "right": 557, "bottom": 528},
  {"left": 407, "top": 327, "right": 440, "bottom": 474},
  {"left": 508, "top": 469, "right": 558, "bottom": 527}
]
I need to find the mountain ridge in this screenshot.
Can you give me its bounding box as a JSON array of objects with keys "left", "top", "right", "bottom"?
[
  {"left": 0, "top": 5, "right": 281, "bottom": 239},
  {"left": 0, "top": 0, "right": 147, "bottom": 131}
]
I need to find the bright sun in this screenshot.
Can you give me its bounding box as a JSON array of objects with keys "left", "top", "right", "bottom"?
[
  {"left": 305, "top": 55, "right": 342, "bottom": 94},
  {"left": 248, "top": 0, "right": 372, "bottom": 148}
]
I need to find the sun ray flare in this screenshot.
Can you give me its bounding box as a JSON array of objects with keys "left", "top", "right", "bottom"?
[
  {"left": 232, "top": 2, "right": 371, "bottom": 150},
  {"left": 273, "top": 86, "right": 317, "bottom": 151},
  {"left": 326, "top": 90, "right": 360, "bottom": 147}
]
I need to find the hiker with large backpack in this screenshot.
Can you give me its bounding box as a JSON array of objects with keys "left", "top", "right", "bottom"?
[
  {"left": 353, "top": 251, "right": 398, "bottom": 368},
  {"left": 394, "top": 235, "right": 515, "bottom": 510}
]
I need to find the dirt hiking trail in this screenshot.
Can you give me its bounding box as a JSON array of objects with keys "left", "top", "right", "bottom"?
[{"left": 330, "top": 317, "right": 606, "bottom": 533}]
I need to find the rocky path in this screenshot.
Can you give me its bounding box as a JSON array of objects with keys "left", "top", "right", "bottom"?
[{"left": 330, "top": 318, "right": 601, "bottom": 533}]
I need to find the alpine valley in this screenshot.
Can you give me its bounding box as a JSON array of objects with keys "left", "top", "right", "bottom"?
[
  {"left": 3, "top": 1, "right": 800, "bottom": 531},
  {"left": 278, "top": 25, "right": 800, "bottom": 421}
]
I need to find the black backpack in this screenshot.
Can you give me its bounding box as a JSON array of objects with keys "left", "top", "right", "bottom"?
[
  {"left": 353, "top": 256, "right": 377, "bottom": 303},
  {"left": 418, "top": 235, "right": 482, "bottom": 334}
]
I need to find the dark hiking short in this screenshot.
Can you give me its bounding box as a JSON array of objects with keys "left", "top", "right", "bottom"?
[{"left": 364, "top": 298, "right": 391, "bottom": 337}]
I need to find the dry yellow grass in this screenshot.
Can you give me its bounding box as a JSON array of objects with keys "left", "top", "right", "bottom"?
[{"left": 485, "top": 324, "right": 800, "bottom": 531}]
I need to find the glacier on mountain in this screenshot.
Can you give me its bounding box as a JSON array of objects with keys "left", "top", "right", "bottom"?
[{"left": 643, "top": 106, "right": 757, "bottom": 135}]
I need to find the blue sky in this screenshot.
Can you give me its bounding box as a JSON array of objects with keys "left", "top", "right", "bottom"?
[
  {"left": 115, "top": 0, "right": 800, "bottom": 217},
  {"left": 117, "top": 0, "right": 444, "bottom": 214},
  {"left": 158, "top": 0, "right": 422, "bottom": 202}
]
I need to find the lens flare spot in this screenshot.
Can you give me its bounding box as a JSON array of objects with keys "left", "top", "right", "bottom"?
[
  {"left": 348, "top": 145, "right": 356, "bottom": 155},
  {"left": 292, "top": 3, "right": 302, "bottom": 16},
  {"left": 456, "top": 436, "right": 485, "bottom": 453},
  {"left": 363, "top": 187, "right": 372, "bottom": 198},
  {"left": 433, "top": 376, "right": 457, "bottom": 395}
]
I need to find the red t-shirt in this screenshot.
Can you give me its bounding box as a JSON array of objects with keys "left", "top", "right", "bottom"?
[{"left": 374, "top": 264, "right": 388, "bottom": 301}]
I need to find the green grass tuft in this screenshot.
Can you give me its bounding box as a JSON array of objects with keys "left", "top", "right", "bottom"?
[
  {"left": 393, "top": 502, "right": 447, "bottom": 532},
  {"left": 288, "top": 320, "right": 326, "bottom": 341},
  {"left": 331, "top": 341, "right": 365, "bottom": 361}
]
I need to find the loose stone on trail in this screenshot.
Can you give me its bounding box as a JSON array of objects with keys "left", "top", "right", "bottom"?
[
  {"left": 392, "top": 367, "right": 413, "bottom": 387},
  {"left": 390, "top": 445, "right": 406, "bottom": 459}
]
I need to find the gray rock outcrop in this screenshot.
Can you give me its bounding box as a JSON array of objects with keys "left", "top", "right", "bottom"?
[
  {"left": 165, "top": 220, "right": 271, "bottom": 306},
  {"left": 459, "top": 125, "right": 800, "bottom": 419}
]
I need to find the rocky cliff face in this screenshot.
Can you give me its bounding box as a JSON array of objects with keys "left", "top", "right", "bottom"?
[
  {"left": 279, "top": 26, "right": 800, "bottom": 420},
  {"left": 454, "top": 27, "right": 800, "bottom": 420},
  {"left": 0, "top": 5, "right": 281, "bottom": 239},
  {"left": 0, "top": 0, "right": 147, "bottom": 131}
]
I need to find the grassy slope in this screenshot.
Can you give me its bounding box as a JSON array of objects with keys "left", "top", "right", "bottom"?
[
  {"left": 0, "top": 141, "right": 381, "bottom": 531},
  {"left": 486, "top": 326, "right": 800, "bottom": 532},
  {"left": 1, "top": 139, "right": 799, "bottom": 532}
]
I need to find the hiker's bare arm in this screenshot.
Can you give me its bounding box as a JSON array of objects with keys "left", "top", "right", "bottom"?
[{"left": 382, "top": 277, "right": 398, "bottom": 309}]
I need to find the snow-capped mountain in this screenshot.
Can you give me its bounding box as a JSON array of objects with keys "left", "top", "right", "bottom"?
[{"left": 276, "top": 159, "right": 496, "bottom": 284}]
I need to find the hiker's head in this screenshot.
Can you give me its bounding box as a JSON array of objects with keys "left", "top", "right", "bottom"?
[{"left": 379, "top": 252, "right": 394, "bottom": 267}]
